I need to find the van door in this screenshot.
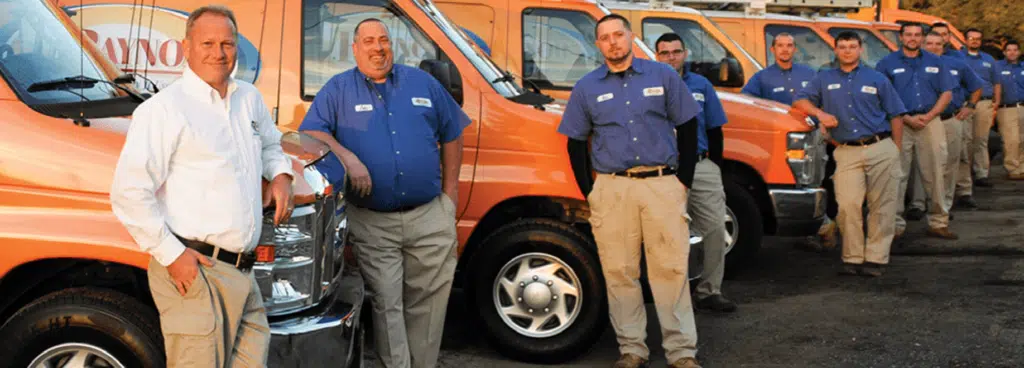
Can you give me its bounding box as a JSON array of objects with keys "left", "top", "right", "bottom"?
[{"left": 509, "top": 4, "right": 603, "bottom": 101}]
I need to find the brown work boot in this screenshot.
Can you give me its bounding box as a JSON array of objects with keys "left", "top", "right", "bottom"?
[
  {"left": 859, "top": 263, "right": 885, "bottom": 277},
  {"left": 613, "top": 353, "right": 648, "bottom": 368},
  {"left": 927, "top": 227, "right": 958, "bottom": 240},
  {"left": 818, "top": 218, "right": 838, "bottom": 249},
  {"left": 669, "top": 357, "right": 703, "bottom": 368},
  {"left": 838, "top": 263, "right": 860, "bottom": 276}
]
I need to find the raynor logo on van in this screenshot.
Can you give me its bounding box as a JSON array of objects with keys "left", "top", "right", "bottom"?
[{"left": 63, "top": 3, "right": 262, "bottom": 91}]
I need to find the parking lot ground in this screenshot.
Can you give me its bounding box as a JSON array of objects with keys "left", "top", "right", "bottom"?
[{"left": 360, "top": 167, "right": 1024, "bottom": 368}]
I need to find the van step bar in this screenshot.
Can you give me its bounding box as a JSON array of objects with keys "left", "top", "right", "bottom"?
[{"left": 634, "top": 0, "right": 872, "bottom": 16}]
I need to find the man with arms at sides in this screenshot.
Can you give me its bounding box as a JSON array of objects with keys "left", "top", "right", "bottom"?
[
  {"left": 110, "top": 5, "right": 294, "bottom": 367},
  {"left": 931, "top": 22, "right": 964, "bottom": 59},
  {"left": 875, "top": 23, "right": 957, "bottom": 240},
  {"left": 993, "top": 41, "right": 1024, "bottom": 180},
  {"left": 794, "top": 31, "right": 906, "bottom": 277},
  {"left": 655, "top": 32, "right": 735, "bottom": 314},
  {"left": 298, "top": 18, "right": 471, "bottom": 368},
  {"left": 960, "top": 28, "right": 1000, "bottom": 191},
  {"left": 559, "top": 14, "right": 704, "bottom": 368},
  {"left": 740, "top": 33, "right": 840, "bottom": 249}
]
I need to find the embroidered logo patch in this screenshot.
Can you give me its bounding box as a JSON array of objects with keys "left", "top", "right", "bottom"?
[
  {"left": 597, "top": 93, "right": 614, "bottom": 102},
  {"left": 861, "top": 86, "right": 877, "bottom": 94},
  {"left": 772, "top": 86, "right": 785, "bottom": 93},
  {"left": 354, "top": 104, "right": 373, "bottom": 112},
  {"left": 1002, "top": 71, "right": 1012, "bottom": 75},
  {"left": 643, "top": 87, "right": 664, "bottom": 97},
  {"left": 827, "top": 83, "right": 841, "bottom": 90},
  {"left": 983, "top": 62, "right": 992, "bottom": 68},
  {"left": 802, "top": 81, "right": 809, "bottom": 87},
  {"left": 951, "top": 70, "right": 959, "bottom": 76},
  {"left": 412, "top": 97, "right": 432, "bottom": 108},
  {"left": 692, "top": 92, "right": 705, "bottom": 102},
  {"left": 893, "top": 68, "right": 906, "bottom": 74},
  {"left": 251, "top": 120, "right": 260, "bottom": 136},
  {"left": 925, "top": 66, "right": 940, "bottom": 73}
]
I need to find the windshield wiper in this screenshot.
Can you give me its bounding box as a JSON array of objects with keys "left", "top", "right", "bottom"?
[
  {"left": 492, "top": 70, "right": 546, "bottom": 97},
  {"left": 28, "top": 75, "right": 147, "bottom": 102}
]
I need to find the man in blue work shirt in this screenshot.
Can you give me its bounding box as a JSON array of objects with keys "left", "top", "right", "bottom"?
[
  {"left": 875, "top": 23, "right": 957, "bottom": 240},
  {"left": 741, "top": 32, "right": 840, "bottom": 249},
  {"left": 299, "top": 19, "right": 471, "bottom": 368},
  {"left": 794, "top": 31, "right": 906, "bottom": 277},
  {"left": 960, "top": 28, "right": 1000, "bottom": 192},
  {"left": 559, "top": 14, "right": 703, "bottom": 368},
  {"left": 931, "top": 22, "right": 964, "bottom": 60},
  {"left": 655, "top": 32, "right": 735, "bottom": 315},
  {"left": 994, "top": 41, "right": 1024, "bottom": 180}
]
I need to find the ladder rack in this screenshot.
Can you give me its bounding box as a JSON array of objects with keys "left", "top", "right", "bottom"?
[{"left": 631, "top": 0, "right": 874, "bottom": 16}]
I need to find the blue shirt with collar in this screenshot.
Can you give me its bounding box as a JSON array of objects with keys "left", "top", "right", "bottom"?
[
  {"left": 961, "top": 50, "right": 998, "bottom": 98},
  {"left": 558, "top": 58, "right": 701, "bottom": 174},
  {"left": 996, "top": 60, "right": 1024, "bottom": 105},
  {"left": 299, "top": 64, "right": 472, "bottom": 212},
  {"left": 940, "top": 55, "right": 985, "bottom": 116},
  {"left": 875, "top": 49, "right": 955, "bottom": 114},
  {"left": 942, "top": 47, "right": 965, "bottom": 60},
  {"left": 682, "top": 71, "right": 728, "bottom": 153},
  {"left": 795, "top": 64, "right": 907, "bottom": 143},
  {"left": 740, "top": 62, "right": 817, "bottom": 105}
]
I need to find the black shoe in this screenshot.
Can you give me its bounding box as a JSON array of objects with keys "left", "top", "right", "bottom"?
[
  {"left": 858, "top": 263, "right": 885, "bottom": 277},
  {"left": 838, "top": 263, "right": 860, "bottom": 276},
  {"left": 905, "top": 207, "right": 925, "bottom": 221},
  {"left": 695, "top": 294, "right": 737, "bottom": 313},
  {"left": 954, "top": 195, "right": 979, "bottom": 210},
  {"left": 974, "top": 177, "right": 994, "bottom": 188}
]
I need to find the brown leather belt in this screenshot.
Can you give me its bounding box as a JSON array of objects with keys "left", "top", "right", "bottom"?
[{"left": 173, "top": 234, "right": 256, "bottom": 272}]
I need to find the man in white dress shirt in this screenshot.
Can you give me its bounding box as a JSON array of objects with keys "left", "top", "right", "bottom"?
[{"left": 110, "top": 5, "right": 293, "bottom": 367}]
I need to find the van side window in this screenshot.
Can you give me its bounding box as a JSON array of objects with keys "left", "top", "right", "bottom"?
[
  {"left": 521, "top": 8, "right": 602, "bottom": 90},
  {"left": 642, "top": 18, "right": 734, "bottom": 86},
  {"left": 764, "top": 25, "right": 834, "bottom": 71},
  {"left": 302, "top": 1, "right": 439, "bottom": 99}
]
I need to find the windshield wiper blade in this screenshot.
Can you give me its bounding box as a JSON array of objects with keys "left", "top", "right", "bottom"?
[{"left": 27, "top": 75, "right": 147, "bottom": 102}]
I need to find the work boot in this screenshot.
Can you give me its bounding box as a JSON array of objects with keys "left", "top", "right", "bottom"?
[
  {"left": 926, "top": 227, "right": 959, "bottom": 240},
  {"left": 859, "top": 263, "right": 884, "bottom": 277},
  {"left": 838, "top": 263, "right": 860, "bottom": 276},
  {"left": 669, "top": 357, "right": 703, "bottom": 368},
  {"left": 974, "top": 177, "right": 994, "bottom": 187},
  {"left": 817, "top": 217, "right": 838, "bottom": 249},
  {"left": 695, "top": 294, "right": 737, "bottom": 313},
  {"left": 953, "top": 195, "right": 979, "bottom": 210},
  {"left": 905, "top": 207, "right": 925, "bottom": 221},
  {"left": 613, "top": 353, "right": 648, "bottom": 368}
]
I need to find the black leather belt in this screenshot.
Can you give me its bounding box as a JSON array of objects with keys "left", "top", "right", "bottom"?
[
  {"left": 940, "top": 112, "right": 955, "bottom": 120},
  {"left": 611, "top": 166, "right": 677, "bottom": 178},
  {"left": 999, "top": 102, "right": 1022, "bottom": 108},
  {"left": 174, "top": 234, "right": 256, "bottom": 272},
  {"left": 839, "top": 132, "right": 891, "bottom": 147},
  {"left": 365, "top": 200, "right": 431, "bottom": 213}
]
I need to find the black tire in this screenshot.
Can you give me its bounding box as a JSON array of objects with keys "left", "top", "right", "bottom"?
[
  {"left": 0, "top": 287, "right": 164, "bottom": 368},
  {"left": 466, "top": 219, "right": 606, "bottom": 364},
  {"left": 723, "top": 179, "right": 763, "bottom": 278}
]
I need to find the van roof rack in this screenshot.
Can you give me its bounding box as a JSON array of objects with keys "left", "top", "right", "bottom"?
[{"left": 632, "top": 0, "right": 874, "bottom": 16}]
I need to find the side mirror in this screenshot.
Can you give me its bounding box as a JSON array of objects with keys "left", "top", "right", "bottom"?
[
  {"left": 418, "top": 59, "right": 464, "bottom": 106},
  {"left": 717, "top": 57, "right": 744, "bottom": 88}
]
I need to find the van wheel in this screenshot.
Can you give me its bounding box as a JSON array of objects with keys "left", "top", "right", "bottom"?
[
  {"left": 723, "top": 179, "right": 763, "bottom": 278},
  {"left": 468, "top": 219, "right": 606, "bottom": 364},
  {"left": 0, "top": 287, "right": 164, "bottom": 368}
]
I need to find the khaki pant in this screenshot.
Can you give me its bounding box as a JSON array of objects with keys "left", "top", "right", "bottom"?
[
  {"left": 687, "top": 160, "right": 727, "bottom": 299},
  {"left": 834, "top": 138, "right": 901, "bottom": 265},
  {"left": 148, "top": 257, "right": 270, "bottom": 368},
  {"left": 588, "top": 171, "right": 697, "bottom": 362},
  {"left": 349, "top": 194, "right": 458, "bottom": 368},
  {"left": 996, "top": 106, "right": 1023, "bottom": 175},
  {"left": 895, "top": 117, "right": 948, "bottom": 232},
  {"left": 970, "top": 100, "right": 996, "bottom": 179},
  {"left": 942, "top": 117, "right": 968, "bottom": 210}
]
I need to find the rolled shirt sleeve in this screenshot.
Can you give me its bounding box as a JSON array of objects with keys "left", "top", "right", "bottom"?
[
  {"left": 665, "top": 67, "right": 701, "bottom": 126},
  {"left": 878, "top": 78, "right": 908, "bottom": 119},
  {"left": 298, "top": 77, "right": 341, "bottom": 136},
  {"left": 740, "top": 71, "right": 763, "bottom": 98},
  {"left": 962, "top": 64, "right": 985, "bottom": 97},
  {"left": 703, "top": 85, "right": 728, "bottom": 129},
  {"left": 432, "top": 79, "right": 472, "bottom": 143},
  {"left": 109, "top": 103, "right": 187, "bottom": 267},
  {"left": 557, "top": 85, "right": 593, "bottom": 141},
  {"left": 794, "top": 75, "right": 823, "bottom": 107}
]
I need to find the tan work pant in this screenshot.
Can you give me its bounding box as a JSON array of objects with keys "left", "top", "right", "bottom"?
[
  {"left": 910, "top": 116, "right": 971, "bottom": 212},
  {"left": 996, "top": 106, "right": 1023, "bottom": 175},
  {"left": 349, "top": 194, "right": 458, "bottom": 368},
  {"left": 834, "top": 138, "right": 901, "bottom": 265},
  {"left": 148, "top": 257, "right": 270, "bottom": 368},
  {"left": 588, "top": 171, "right": 697, "bottom": 362},
  {"left": 895, "top": 117, "right": 948, "bottom": 232},
  {"left": 970, "top": 100, "right": 996, "bottom": 180},
  {"left": 687, "top": 160, "right": 728, "bottom": 299}
]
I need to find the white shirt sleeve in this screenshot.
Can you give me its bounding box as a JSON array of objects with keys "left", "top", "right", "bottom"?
[
  {"left": 256, "top": 97, "right": 293, "bottom": 181},
  {"left": 109, "top": 102, "right": 187, "bottom": 266}
]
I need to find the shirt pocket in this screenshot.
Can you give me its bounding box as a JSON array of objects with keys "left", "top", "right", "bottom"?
[{"left": 339, "top": 103, "right": 376, "bottom": 132}]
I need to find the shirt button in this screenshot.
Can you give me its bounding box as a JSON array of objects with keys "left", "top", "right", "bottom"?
[
  {"left": 401, "top": 192, "right": 406, "bottom": 196},
  {"left": 633, "top": 137, "right": 638, "bottom": 141},
  {"left": 626, "top": 101, "right": 631, "bottom": 105},
  {"left": 623, "top": 83, "right": 628, "bottom": 87},
  {"left": 392, "top": 131, "right": 396, "bottom": 134},
  {"left": 400, "top": 172, "right": 404, "bottom": 176},
  {"left": 389, "top": 113, "right": 393, "bottom": 116},
  {"left": 635, "top": 156, "right": 640, "bottom": 160},
  {"left": 396, "top": 151, "right": 400, "bottom": 155},
  {"left": 629, "top": 120, "right": 634, "bottom": 124}
]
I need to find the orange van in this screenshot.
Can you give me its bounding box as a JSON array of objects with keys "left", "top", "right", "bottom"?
[
  {"left": 63, "top": 0, "right": 708, "bottom": 363},
  {"left": 0, "top": 0, "right": 364, "bottom": 366},
  {"left": 437, "top": 0, "right": 828, "bottom": 280}
]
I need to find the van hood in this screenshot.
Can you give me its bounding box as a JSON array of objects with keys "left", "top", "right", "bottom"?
[
  {"left": 718, "top": 91, "right": 815, "bottom": 132},
  {"left": 718, "top": 91, "right": 791, "bottom": 115}
]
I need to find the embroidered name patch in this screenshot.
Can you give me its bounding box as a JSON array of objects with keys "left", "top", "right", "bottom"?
[
  {"left": 643, "top": 87, "right": 664, "bottom": 97},
  {"left": 802, "top": 81, "right": 809, "bottom": 87},
  {"left": 773, "top": 86, "right": 786, "bottom": 93},
  {"left": 597, "top": 93, "right": 614, "bottom": 102},
  {"left": 893, "top": 68, "right": 906, "bottom": 74},
  {"left": 354, "top": 104, "right": 373, "bottom": 112},
  {"left": 983, "top": 62, "right": 992, "bottom": 68},
  {"left": 412, "top": 97, "right": 432, "bottom": 108},
  {"left": 1002, "top": 71, "right": 1012, "bottom": 75},
  {"left": 861, "top": 86, "right": 878, "bottom": 94},
  {"left": 692, "top": 93, "right": 705, "bottom": 102},
  {"left": 828, "top": 83, "right": 841, "bottom": 90},
  {"left": 925, "top": 66, "right": 940, "bottom": 73},
  {"left": 951, "top": 70, "right": 959, "bottom": 76}
]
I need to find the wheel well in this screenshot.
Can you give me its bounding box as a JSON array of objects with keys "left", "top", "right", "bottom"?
[
  {"left": 456, "top": 196, "right": 591, "bottom": 284},
  {"left": 0, "top": 259, "right": 153, "bottom": 325},
  {"left": 721, "top": 160, "right": 777, "bottom": 235}
]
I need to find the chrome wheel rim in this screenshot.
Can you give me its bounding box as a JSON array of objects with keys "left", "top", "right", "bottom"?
[
  {"left": 724, "top": 206, "right": 738, "bottom": 254},
  {"left": 493, "top": 252, "right": 583, "bottom": 338},
  {"left": 29, "top": 343, "right": 125, "bottom": 368}
]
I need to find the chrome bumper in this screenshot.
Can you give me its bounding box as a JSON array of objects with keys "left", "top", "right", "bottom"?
[
  {"left": 769, "top": 187, "right": 826, "bottom": 236},
  {"left": 267, "top": 266, "right": 364, "bottom": 367}
]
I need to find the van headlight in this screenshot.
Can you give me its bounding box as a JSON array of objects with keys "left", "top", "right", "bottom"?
[{"left": 786, "top": 130, "right": 826, "bottom": 187}]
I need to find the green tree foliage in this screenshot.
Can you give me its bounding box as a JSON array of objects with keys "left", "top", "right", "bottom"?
[{"left": 907, "top": 0, "right": 1024, "bottom": 51}]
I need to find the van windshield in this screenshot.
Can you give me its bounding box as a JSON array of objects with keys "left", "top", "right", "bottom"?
[
  {"left": 827, "top": 27, "right": 892, "bottom": 68},
  {"left": 0, "top": 0, "right": 119, "bottom": 105},
  {"left": 880, "top": 29, "right": 900, "bottom": 47}
]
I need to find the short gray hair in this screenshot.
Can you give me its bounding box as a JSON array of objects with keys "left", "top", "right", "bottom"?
[{"left": 186, "top": 5, "right": 238, "bottom": 39}]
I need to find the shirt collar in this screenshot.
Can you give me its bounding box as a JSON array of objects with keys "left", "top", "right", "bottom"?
[
  {"left": 898, "top": 49, "right": 923, "bottom": 61},
  {"left": 181, "top": 65, "right": 238, "bottom": 104},
  {"left": 354, "top": 65, "right": 399, "bottom": 87},
  {"left": 599, "top": 58, "right": 645, "bottom": 79},
  {"left": 836, "top": 63, "right": 862, "bottom": 77}
]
